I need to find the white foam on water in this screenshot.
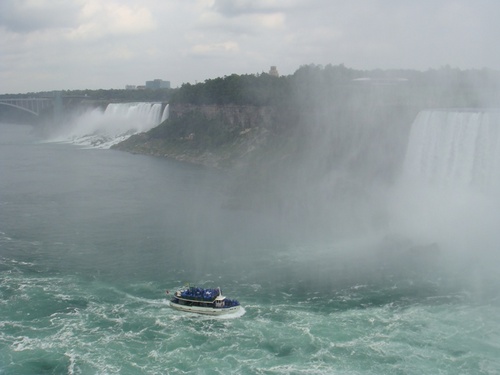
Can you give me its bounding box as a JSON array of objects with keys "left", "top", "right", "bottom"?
[
  {"left": 1, "top": 271, "right": 499, "bottom": 374},
  {"left": 46, "top": 102, "right": 168, "bottom": 149}
]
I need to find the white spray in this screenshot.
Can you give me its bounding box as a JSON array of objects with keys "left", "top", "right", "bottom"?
[
  {"left": 391, "top": 109, "right": 500, "bottom": 260},
  {"left": 48, "top": 102, "right": 169, "bottom": 149}
]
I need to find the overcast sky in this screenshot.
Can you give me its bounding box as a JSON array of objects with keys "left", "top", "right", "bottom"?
[{"left": 1, "top": 0, "right": 499, "bottom": 94}]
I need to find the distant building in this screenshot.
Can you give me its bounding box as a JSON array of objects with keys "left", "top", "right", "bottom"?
[
  {"left": 269, "top": 66, "right": 279, "bottom": 77},
  {"left": 125, "top": 85, "right": 136, "bottom": 90},
  {"left": 145, "top": 79, "right": 171, "bottom": 90}
]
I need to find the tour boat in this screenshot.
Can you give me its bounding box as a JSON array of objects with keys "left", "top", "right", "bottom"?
[{"left": 168, "top": 286, "right": 241, "bottom": 315}]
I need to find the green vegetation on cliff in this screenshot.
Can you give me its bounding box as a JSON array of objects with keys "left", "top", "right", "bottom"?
[
  {"left": 113, "top": 104, "right": 276, "bottom": 168},
  {"left": 148, "top": 110, "right": 239, "bottom": 148},
  {"left": 170, "top": 73, "right": 290, "bottom": 106},
  {"left": 113, "top": 64, "right": 500, "bottom": 171}
]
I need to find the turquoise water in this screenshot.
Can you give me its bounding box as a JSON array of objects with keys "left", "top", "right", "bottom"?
[{"left": 0, "top": 123, "right": 499, "bottom": 374}]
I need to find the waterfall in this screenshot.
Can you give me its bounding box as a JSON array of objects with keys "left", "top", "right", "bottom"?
[
  {"left": 391, "top": 109, "right": 500, "bottom": 252},
  {"left": 160, "top": 104, "right": 169, "bottom": 123},
  {"left": 49, "top": 102, "right": 168, "bottom": 149},
  {"left": 402, "top": 110, "right": 500, "bottom": 190}
]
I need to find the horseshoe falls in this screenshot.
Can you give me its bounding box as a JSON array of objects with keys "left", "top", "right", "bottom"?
[
  {"left": 0, "top": 105, "right": 499, "bottom": 375},
  {"left": 47, "top": 102, "right": 169, "bottom": 149},
  {"left": 392, "top": 110, "right": 500, "bottom": 261},
  {"left": 402, "top": 110, "right": 500, "bottom": 189}
]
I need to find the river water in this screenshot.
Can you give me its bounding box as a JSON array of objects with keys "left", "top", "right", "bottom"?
[{"left": 0, "top": 122, "right": 499, "bottom": 374}]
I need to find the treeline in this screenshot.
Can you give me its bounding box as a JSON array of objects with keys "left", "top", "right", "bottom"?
[
  {"left": 168, "top": 64, "right": 359, "bottom": 107},
  {"left": 3, "top": 64, "right": 500, "bottom": 108},
  {"left": 66, "top": 88, "right": 174, "bottom": 102},
  {"left": 169, "top": 73, "right": 290, "bottom": 106},
  {"left": 170, "top": 64, "right": 500, "bottom": 109},
  {"left": 0, "top": 88, "right": 174, "bottom": 102}
]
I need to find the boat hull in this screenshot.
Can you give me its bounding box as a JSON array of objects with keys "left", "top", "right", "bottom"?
[{"left": 169, "top": 301, "right": 241, "bottom": 315}]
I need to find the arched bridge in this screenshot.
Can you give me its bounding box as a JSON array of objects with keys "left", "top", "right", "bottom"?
[{"left": 0, "top": 98, "right": 54, "bottom": 116}]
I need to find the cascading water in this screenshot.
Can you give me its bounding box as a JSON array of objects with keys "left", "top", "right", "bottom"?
[
  {"left": 402, "top": 110, "right": 500, "bottom": 190},
  {"left": 160, "top": 103, "right": 169, "bottom": 123},
  {"left": 391, "top": 109, "right": 500, "bottom": 256},
  {"left": 49, "top": 102, "right": 170, "bottom": 149}
]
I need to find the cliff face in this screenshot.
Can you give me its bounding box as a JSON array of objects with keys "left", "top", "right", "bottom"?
[
  {"left": 170, "top": 104, "right": 276, "bottom": 129},
  {"left": 112, "top": 103, "right": 279, "bottom": 168}
]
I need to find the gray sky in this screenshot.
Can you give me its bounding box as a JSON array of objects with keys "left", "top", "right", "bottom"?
[{"left": 1, "top": 0, "right": 499, "bottom": 94}]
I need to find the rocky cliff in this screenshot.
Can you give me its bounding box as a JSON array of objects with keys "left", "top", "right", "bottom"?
[{"left": 112, "top": 103, "right": 280, "bottom": 168}]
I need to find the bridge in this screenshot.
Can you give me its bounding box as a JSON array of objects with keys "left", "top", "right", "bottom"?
[
  {"left": 0, "top": 97, "right": 55, "bottom": 116},
  {"left": 0, "top": 93, "right": 83, "bottom": 125}
]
